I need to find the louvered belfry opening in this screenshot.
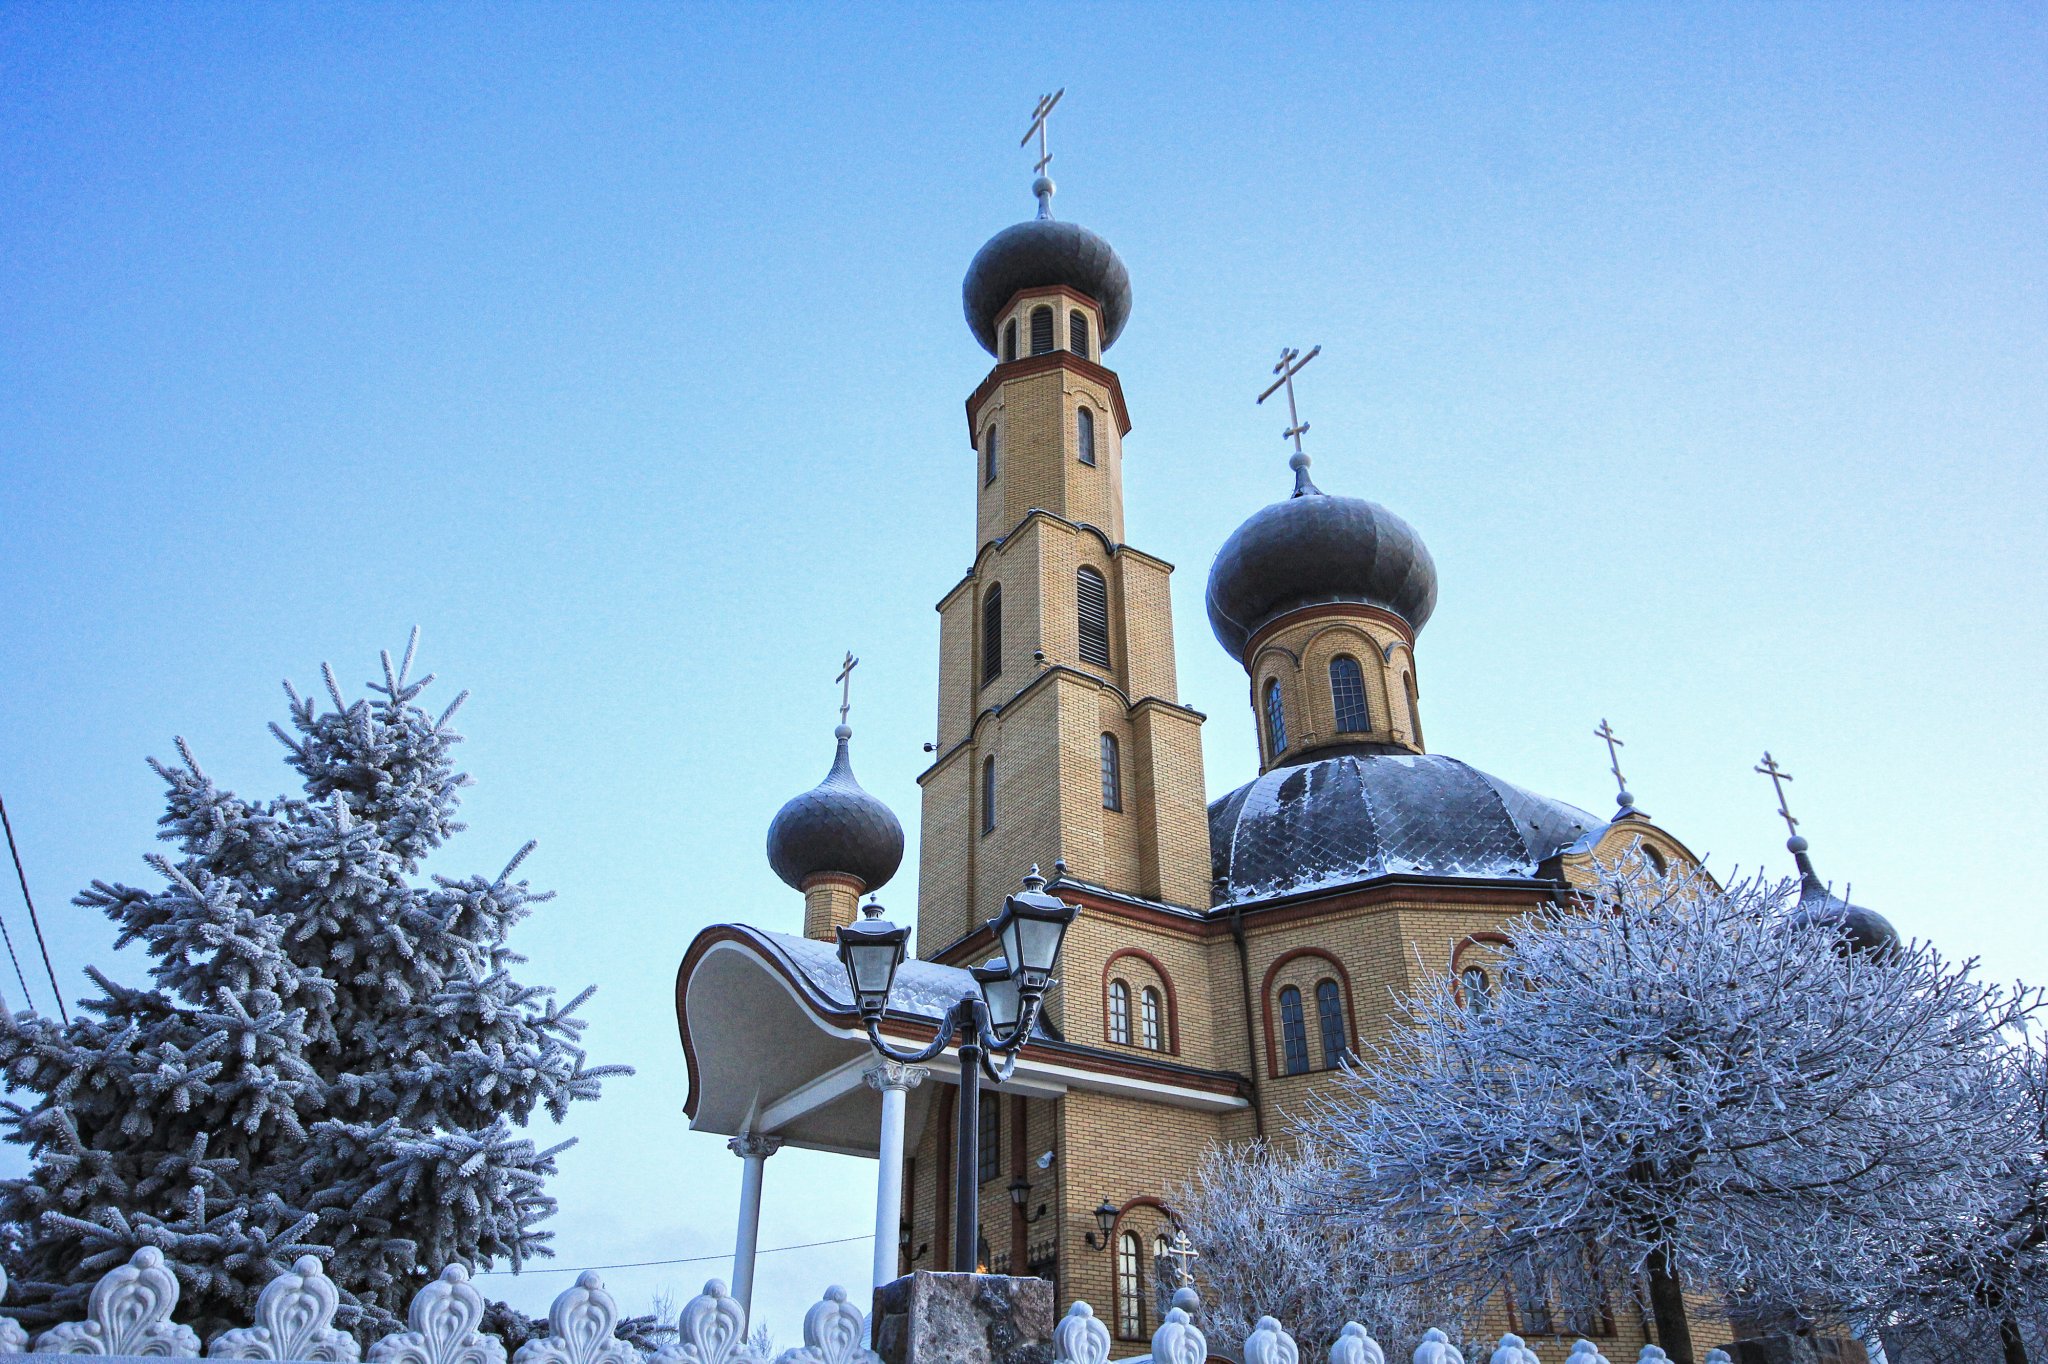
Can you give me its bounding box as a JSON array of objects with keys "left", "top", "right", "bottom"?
[
  {"left": 1069, "top": 310, "right": 1089, "bottom": 357},
  {"left": 982, "top": 585, "right": 1003, "bottom": 685},
  {"left": 1029, "top": 305, "right": 1055, "bottom": 355},
  {"left": 1076, "top": 566, "right": 1111, "bottom": 668},
  {"left": 1002, "top": 318, "right": 1017, "bottom": 362}
]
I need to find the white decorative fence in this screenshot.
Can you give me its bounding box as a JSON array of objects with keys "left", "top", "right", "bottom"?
[{"left": 0, "top": 1249, "right": 1730, "bottom": 1364}]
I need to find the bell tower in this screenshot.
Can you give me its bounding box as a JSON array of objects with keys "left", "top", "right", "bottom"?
[{"left": 915, "top": 126, "right": 1211, "bottom": 959}]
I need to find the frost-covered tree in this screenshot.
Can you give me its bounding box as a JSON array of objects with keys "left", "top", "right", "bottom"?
[
  {"left": 1172, "top": 1137, "right": 1463, "bottom": 1360},
  {"left": 0, "top": 634, "right": 628, "bottom": 1337},
  {"left": 1301, "top": 861, "right": 2033, "bottom": 1364}
]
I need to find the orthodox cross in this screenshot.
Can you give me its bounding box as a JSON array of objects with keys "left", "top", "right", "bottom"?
[
  {"left": 1755, "top": 751, "right": 1798, "bottom": 838},
  {"left": 1594, "top": 718, "right": 1628, "bottom": 796},
  {"left": 1257, "top": 345, "right": 1322, "bottom": 458},
  {"left": 1163, "top": 1228, "right": 1200, "bottom": 1288},
  {"left": 836, "top": 652, "right": 859, "bottom": 728},
  {"left": 1021, "top": 89, "right": 1065, "bottom": 175}
]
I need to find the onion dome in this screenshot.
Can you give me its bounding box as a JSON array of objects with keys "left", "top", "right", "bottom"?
[
  {"left": 1785, "top": 835, "right": 1901, "bottom": 958},
  {"left": 1208, "top": 751, "right": 1599, "bottom": 906},
  {"left": 962, "top": 194, "right": 1132, "bottom": 356},
  {"left": 765, "top": 725, "right": 904, "bottom": 893},
  {"left": 1206, "top": 456, "right": 1438, "bottom": 664}
]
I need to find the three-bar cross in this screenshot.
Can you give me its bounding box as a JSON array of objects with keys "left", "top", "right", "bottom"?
[
  {"left": 1021, "top": 89, "right": 1065, "bottom": 176},
  {"left": 836, "top": 652, "right": 860, "bottom": 729},
  {"left": 1755, "top": 751, "right": 1798, "bottom": 839},
  {"left": 1163, "top": 1228, "right": 1200, "bottom": 1288},
  {"left": 1257, "top": 345, "right": 1321, "bottom": 457},
  {"left": 1594, "top": 718, "right": 1628, "bottom": 797}
]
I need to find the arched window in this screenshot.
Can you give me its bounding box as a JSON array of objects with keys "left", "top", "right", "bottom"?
[
  {"left": 982, "top": 586, "right": 1003, "bottom": 686},
  {"left": 1278, "top": 985, "right": 1310, "bottom": 1075},
  {"left": 978, "top": 1093, "right": 1000, "bottom": 1184},
  {"left": 1264, "top": 679, "right": 1288, "bottom": 757},
  {"left": 981, "top": 756, "right": 997, "bottom": 836},
  {"left": 1330, "top": 656, "right": 1370, "bottom": 734},
  {"left": 1642, "top": 844, "right": 1668, "bottom": 877},
  {"left": 982, "top": 425, "right": 998, "bottom": 486},
  {"left": 1404, "top": 672, "right": 1423, "bottom": 747},
  {"left": 1107, "top": 979, "right": 1131, "bottom": 1044},
  {"left": 1315, "top": 978, "right": 1347, "bottom": 1068},
  {"left": 1002, "top": 318, "right": 1018, "bottom": 362},
  {"left": 1076, "top": 405, "right": 1096, "bottom": 466},
  {"left": 1030, "top": 305, "right": 1055, "bottom": 355},
  {"left": 1116, "top": 1230, "right": 1144, "bottom": 1339},
  {"left": 1076, "top": 566, "right": 1111, "bottom": 668},
  {"left": 1100, "top": 734, "right": 1121, "bottom": 812},
  {"left": 1140, "top": 986, "right": 1163, "bottom": 1051},
  {"left": 1462, "top": 966, "right": 1492, "bottom": 1014},
  {"left": 1069, "top": 310, "right": 1089, "bottom": 357}
]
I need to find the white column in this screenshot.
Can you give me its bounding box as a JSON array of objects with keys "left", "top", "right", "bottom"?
[
  {"left": 727, "top": 1132, "right": 782, "bottom": 1325},
  {"left": 864, "top": 1061, "right": 928, "bottom": 1293}
]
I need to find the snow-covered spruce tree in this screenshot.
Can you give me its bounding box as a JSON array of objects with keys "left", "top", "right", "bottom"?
[
  {"left": 0, "top": 634, "right": 628, "bottom": 1338},
  {"left": 1171, "top": 1136, "right": 1461, "bottom": 1360},
  {"left": 1300, "top": 860, "right": 2033, "bottom": 1364}
]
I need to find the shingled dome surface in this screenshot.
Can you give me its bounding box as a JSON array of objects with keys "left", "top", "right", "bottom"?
[
  {"left": 1208, "top": 751, "right": 1598, "bottom": 906},
  {"left": 1206, "top": 490, "right": 1438, "bottom": 663},
  {"left": 963, "top": 218, "right": 1132, "bottom": 356},
  {"left": 765, "top": 730, "right": 904, "bottom": 892}
]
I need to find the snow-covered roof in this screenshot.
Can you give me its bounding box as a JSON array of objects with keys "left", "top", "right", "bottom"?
[{"left": 1207, "top": 751, "right": 1600, "bottom": 907}]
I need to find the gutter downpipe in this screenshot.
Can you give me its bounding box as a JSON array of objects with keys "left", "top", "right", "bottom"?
[{"left": 1230, "top": 904, "right": 1264, "bottom": 1139}]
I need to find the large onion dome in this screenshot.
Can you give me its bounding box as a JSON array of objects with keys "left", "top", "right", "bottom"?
[
  {"left": 766, "top": 726, "right": 904, "bottom": 893},
  {"left": 1206, "top": 458, "right": 1438, "bottom": 664},
  {"left": 963, "top": 208, "right": 1132, "bottom": 356},
  {"left": 1786, "top": 836, "right": 1900, "bottom": 957}
]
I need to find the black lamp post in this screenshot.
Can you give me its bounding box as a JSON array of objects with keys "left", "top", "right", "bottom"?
[{"left": 838, "top": 867, "right": 1079, "bottom": 1276}]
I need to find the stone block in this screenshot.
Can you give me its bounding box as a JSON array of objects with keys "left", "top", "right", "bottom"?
[{"left": 872, "top": 1271, "right": 1054, "bottom": 1364}]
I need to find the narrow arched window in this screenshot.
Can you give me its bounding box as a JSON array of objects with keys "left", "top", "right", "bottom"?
[
  {"left": 1264, "top": 679, "right": 1288, "bottom": 757},
  {"left": 978, "top": 1092, "right": 1000, "bottom": 1183},
  {"left": 1462, "top": 966, "right": 1492, "bottom": 1014},
  {"left": 981, "top": 756, "right": 997, "bottom": 836},
  {"left": 1278, "top": 985, "right": 1310, "bottom": 1075},
  {"left": 1100, "top": 734, "right": 1121, "bottom": 811},
  {"left": 1069, "top": 310, "right": 1089, "bottom": 357},
  {"left": 1643, "top": 844, "right": 1668, "bottom": 877},
  {"left": 1404, "top": 671, "right": 1423, "bottom": 747},
  {"left": 1002, "top": 318, "right": 1018, "bottom": 362},
  {"left": 1076, "top": 405, "right": 1096, "bottom": 466},
  {"left": 1330, "top": 656, "right": 1370, "bottom": 734},
  {"left": 1030, "top": 305, "right": 1055, "bottom": 355},
  {"left": 1116, "top": 1230, "right": 1144, "bottom": 1339},
  {"left": 982, "top": 586, "right": 1003, "bottom": 686},
  {"left": 1076, "top": 566, "right": 1111, "bottom": 668},
  {"left": 1315, "top": 978, "right": 1347, "bottom": 1068},
  {"left": 982, "top": 425, "right": 998, "bottom": 486},
  {"left": 1140, "top": 986, "right": 1163, "bottom": 1051},
  {"left": 1107, "top": 979, "right": 1131, "bottom": 1044}
]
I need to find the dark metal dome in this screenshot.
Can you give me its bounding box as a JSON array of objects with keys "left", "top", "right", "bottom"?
[
  {"left": 765, "top": 728, "right": 904, "bottom": 893},
  {"left": 1208, "top": 751, "right": 1599, "bottom": 906},
  {"left": 963, "top": 218, "right": 1132, "bottom": 356},
  {"left": 1206, "top": 482, "right": 1439, "bottom": 664},
  {"left": 1787, "top": 841, "right": 1900, "bottom": 957}
]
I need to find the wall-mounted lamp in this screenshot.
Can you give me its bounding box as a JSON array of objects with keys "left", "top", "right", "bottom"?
[{"left": 1083, "top": 1197, "right": 1119, "bottom": 1249}]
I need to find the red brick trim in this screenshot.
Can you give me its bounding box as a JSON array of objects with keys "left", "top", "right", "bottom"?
[
  {"left": 1109, "top": 1197, "right": 1178, "bottom": 1342},
  {"left": 964, "top": 350, "right": 1133, "bottom": 442},
  {"left": 1258, "top": 947, "right": 1360, "bottom": 1080},
  {"left": 1101, "top": 947, "right": 1180, "bottom": 1055},
  {"left": 1451, "top": 931, "right": 1513, "bottom": 1009},
  {"left": 1243, "top": 602, "right": 1416, "bottom": 665}
]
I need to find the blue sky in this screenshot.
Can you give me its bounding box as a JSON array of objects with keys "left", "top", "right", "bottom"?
[{"left": 2, "top": 2, "right": 2043, "bottom": 1336}]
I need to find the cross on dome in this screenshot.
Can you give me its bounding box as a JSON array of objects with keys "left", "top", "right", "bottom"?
[
  {"left": 1256, "top": 345, "right": 1322, "bottom": 495},
  {"left": 1755, "top": 751, "right": 1799, "bottom": 843},
  {"left": 1595, "top": 718, "right": 1637, "bottom": 814},
  {"left": 1021, "top": 89, "right": 1065, "bottom": 219},
  {"left": 836, "top": 651, "right": 859, "bottom": 732}
]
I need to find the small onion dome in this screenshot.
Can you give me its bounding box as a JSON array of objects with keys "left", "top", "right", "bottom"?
[
  {"left": 1206, "top": 468, "right": 1438, "bottom": 664},
  {"left": 765, "top": 725, "right": 904, "bottom": 893},
  {"left": 962, "top": 218, "right": 1132, "bottom": 357},
  {"left": 1785, "top": 836, "right": 1901, "bottom": 958}
]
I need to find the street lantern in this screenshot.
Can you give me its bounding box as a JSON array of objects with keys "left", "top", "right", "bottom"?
[
  {"left": 971, "top": 956, "right": 1024, "bottom": 1034},
  {"left": 1007, "top": 1174, "right": 1031, "bottom": 1209},
  {"left": 1084, "top": 1197, "right": 1119, "bottom": 1249},
  {"left": 835, "top": 902, "right": 909, "bottom": 1016},
  {"left": 991, "top": 869, "right": 1077, "bottom": 991},
  {"left": 844, "top": 866, "right": 1079, "bottom": 1276}
]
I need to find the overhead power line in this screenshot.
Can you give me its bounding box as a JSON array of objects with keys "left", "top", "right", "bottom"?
[
  {"left": 0, "top": 793, "right": 64, "bottom": 1024},
  {"left": 470, "top": 1233, "right": 872, "bottom": 1278}
]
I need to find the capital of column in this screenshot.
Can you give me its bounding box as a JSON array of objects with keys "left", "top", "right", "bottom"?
[
  {"left": 863, "top": 1060, "right": 930, "bottom": 1094},
  {"left": 728, "top": 1132, "right": 784, "bottom": 1160}
]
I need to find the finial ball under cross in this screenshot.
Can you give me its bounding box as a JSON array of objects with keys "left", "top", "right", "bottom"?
[
  {"left": 1257, "top": 345, "right": 1322, "bottom": 494},
  {"left": 1595, "top": 718, "right": 1634, "bottom": 809},
  {"left": 1021, "top": 89, "right": 1065, "bottom": 215},
  {"left": 836, "top": 652, "right": 860, "bottom": 731}
]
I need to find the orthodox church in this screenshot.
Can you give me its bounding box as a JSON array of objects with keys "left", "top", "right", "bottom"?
[{"left": 672, "top": 146, "right": 1892, "bottom": 1360}]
